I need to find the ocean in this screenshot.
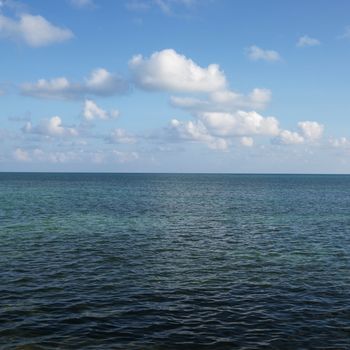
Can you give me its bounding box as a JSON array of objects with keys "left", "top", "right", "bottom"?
[{"left": 1, "top": 173, "right": 350, "bottom": 349}]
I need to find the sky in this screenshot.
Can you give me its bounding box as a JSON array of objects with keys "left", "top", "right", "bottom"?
[{"left": 1, "top": 0, "right": 350, "bottom": 173}]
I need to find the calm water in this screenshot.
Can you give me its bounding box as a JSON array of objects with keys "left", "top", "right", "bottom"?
[{"left": 1, "top": 173, "right": 350, "bottom": 349}]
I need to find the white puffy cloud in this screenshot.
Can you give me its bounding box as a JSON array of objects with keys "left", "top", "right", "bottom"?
[
  {"left": 21, "top": 68, "right": 128, "bottom": 100},
  {"left": 274, "top": 121, "right": 324, "bottom": 145},
  {"left": 85, "top": 68, "right": 124, "bottom": 94},
  {"left": 137, "top": 50, "right": 329, "bottom": 152},
  {"left": 298, "top": 121, "right": 324, "bottom": 141},
  {"left": 199, "top": 111, "right": 280, "bottom": 137},
  {"left": 276, "top": 130, "right": 304, "bottom": 145},
  {"left": 130, "top": 48, "right": 279, "bottom": 151},
  {"left": 23, "top": 116, "right": 78, "bottom": 137},
  {"left": 297, "top": 35, "right": 321, "bottom": 47},
  {"left": 129, "top": 49, "right": 227, "bottom": 92},
  {"left": 163, "top": 110, "right": 282, "bottom": 150},
  {"left": 169, "top": 119, "right": 229, "bottom": 150},
  {"left": 0, "top": 13, "right": 73, "bottom": 47},
  {"left": 108, "top": 128, "right": 136, "bottom": 144},
  {"left": 246, "top": 45, "right": 281, "bottom": 62},
  {"left": 83, "top": 99, "right": 119, "bottom": 120}
]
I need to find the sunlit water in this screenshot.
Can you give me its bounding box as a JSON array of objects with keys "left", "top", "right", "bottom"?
[{"left": 1, "top": 173, "right": 350, "bottom": 349}]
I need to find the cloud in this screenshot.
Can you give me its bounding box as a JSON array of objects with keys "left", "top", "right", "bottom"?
[
  {"left": 170, "top": 96, "right": 206, "bottom": 109},
  {"left": 108, "top": 128, "right": 136, "bottom": 144},
  {"left": 297, "top": 35, "right": 320, "bottom": 47},
  {"left": 276, "top": 130, "right": 304, "bottom": 145},
  {"left": 143, "top": 49, "right": 282, "bottom": 150},
  {"left": 83, "top": 99, "right": 119, "bottom": 120},
  {"left": 274, "top": 121, "right": 324, "bottom": 145},
  {"left": 168, "top": 118, "right": 229, "bottom": 150},
  {"left": 298, "top": 121, "right": 324, "bottom": 140},
  {"left": 177, "top": 110, "right": 323, "bottom": 149},
  {"left": 199, "top": 111, "right": 280, "bottom": 137},
  {"left": 69, "top": 0, "right": 95, "bottom": 9},
  {"left": 245, "top": 88, "right": 272, "bottom": 109},
  {"left": 246, "top": 45, "right": 281, "bottom": 62},
  {"left": 163, "top": 110, "right": 282, "bottom": 151},
  {"left": 13, "top": 148, "right": 30, "bottom": 161},
  {"left": 240, "top": 136, "right": 254, "bottom": 147},
  {"left": 171, "top": 88, "right": 271, "bottom": 112},
  {"left": 130, "top": 48, "right": 276, "bottom": 150},
  {"left": 21, "top": 68, "right": 128, "bottom": 100},
  {"left": 135, "top": 49, "right": 328, "bottom": 153},
  {"left": 0, "top": 13, "right": 73, "bottom": 47},
  {"left": 129, "top": 49, "right": 227, "bottom": 92},
  {"left": 23, "top": 116, "right": 78, "bottom": 137}
]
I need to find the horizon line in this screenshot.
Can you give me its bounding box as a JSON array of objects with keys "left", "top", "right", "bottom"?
[{"left": 1, "top": 171, "right": 350, "bottom": 176}]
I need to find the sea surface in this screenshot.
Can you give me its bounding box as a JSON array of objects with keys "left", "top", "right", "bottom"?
[{"left": 0, "top": 173, "right": 350, "bottom": 349}]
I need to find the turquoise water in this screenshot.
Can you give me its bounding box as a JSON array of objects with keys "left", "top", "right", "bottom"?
[{"left": 1, "top": 173, "right": 350, "bottom": 349}]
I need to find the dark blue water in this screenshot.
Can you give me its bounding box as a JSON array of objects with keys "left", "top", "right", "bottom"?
[{"left": 1, "top": 173, "right": 350, "bottom": 349}]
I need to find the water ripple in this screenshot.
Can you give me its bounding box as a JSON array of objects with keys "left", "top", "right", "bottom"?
[{"left": 1, "top": 173, "right": 350, "bottom": 349}]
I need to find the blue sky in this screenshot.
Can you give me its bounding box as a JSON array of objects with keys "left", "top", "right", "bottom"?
[{"left": 1, "top": 0, "right": 350, "bottom": 173}]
